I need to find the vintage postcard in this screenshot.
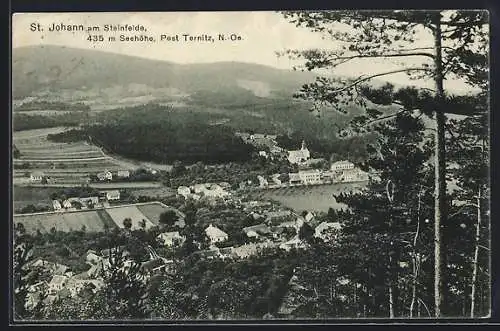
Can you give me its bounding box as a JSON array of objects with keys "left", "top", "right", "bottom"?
[{"left": 11, "top": 11, "right": 490, "bottom": 322}]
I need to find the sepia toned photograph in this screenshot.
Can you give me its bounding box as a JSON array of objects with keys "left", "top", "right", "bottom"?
[{"left": 11, "top": 10, "right": 490, "bottom": 322}]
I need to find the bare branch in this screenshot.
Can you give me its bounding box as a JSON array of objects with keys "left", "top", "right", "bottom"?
[{"left": 449, "top": 203, "right": 479, "bottom": 219}]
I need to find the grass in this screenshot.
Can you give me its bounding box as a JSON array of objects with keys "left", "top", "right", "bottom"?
[
  {"left": 14, "top": 209, "right": 109, "bottom": 234},
  {"left": 104, "top": 205, "right": 155, "bottom": 230},
  {"left": 12, "top": 202, "right": 171, "bottom": 234}
]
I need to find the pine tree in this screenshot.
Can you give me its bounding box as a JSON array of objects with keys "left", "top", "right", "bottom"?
[{"left": 280, "top": 10, "right": 488, "bottom": 316}]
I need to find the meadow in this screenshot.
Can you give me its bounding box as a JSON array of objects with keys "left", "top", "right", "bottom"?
[{"left": 13, "top": 202, "right": 175, "bottom": 234}]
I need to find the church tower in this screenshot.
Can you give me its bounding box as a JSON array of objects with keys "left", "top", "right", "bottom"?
[{"left": 301, "top": 140, "right": 307, "bottom": 150}]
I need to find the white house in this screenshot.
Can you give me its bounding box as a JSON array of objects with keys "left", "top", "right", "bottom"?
[
  {"left": 157, "top": 231, "right": 186, "bottom": 247},
  {"left": 48, "top": 275, "right": 68, "bottom": 295},
  {"left": 86, "top": 250, "right": 102, "bottom": 265},
  {"left": 298, "top": 169, "right": 322, "bottom": 185},
  {"left": 52, "top": 200, "right": 62, "bottom": 210},
  {"left": 192, "top": 183, "right": 229, "bottom": 199},
  {"left": 80, "top": 196, "right": 99, "bottom": 206},
  {"left": 62, "top": 199, "right": 73, "bottom": 209},
  {"left": 97, "top": 170, "right": 113, "bottom": 181},
  {"left": 314, "top": 222, "right": 342, "bottom": 240},
  {"left": 331, "top": 160, "right": 355, "bottom": 172},
  {"left": 304, "top": 211, "right": 315, "bottom": 223},
  {"left": 257, "top": 175, "right": 269, "bottom": 188},
  {"left": 117, "top": 170, "right": 130, "bottom": 178},
  {"left": 259, "top": 150, "right": 268, "bottom": 158},
  {"left": 287, "top": 141, "right": 310, "bottom": 164},
  {"left": 288, "top": 173, "right": 302, "bottom": 185},
  {"left": 339, "top": 168, "right": 370, "bottom": 182},
  {"left": 104, "top": 190, "right": 120, "bottom": 201},
  {"left": 205, "top": 224, "right": 228, "bottom": 244},
  {"left": 177, "top": 186, "right": 191, "bottom": 198},
  {"left": 29, "top": 171, "right": 44, "bottom": 182}
]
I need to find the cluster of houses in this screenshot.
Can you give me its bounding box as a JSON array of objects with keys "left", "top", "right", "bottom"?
[
  {"left": 156, "top": 202, "right": 342, "bottom": 261},
  {"left": 24, "top": 245, "right": 175, "bottom": 311},
  {"left": 177, "top": 182, "right": 231, "bottom": 201},
  {"left": 52, "top": 190, "right": 121, "bottom": 211}
]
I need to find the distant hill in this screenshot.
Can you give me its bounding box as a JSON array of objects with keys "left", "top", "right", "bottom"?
[{"left": 12, "top": 45, "right": 318, "bottom": 101}]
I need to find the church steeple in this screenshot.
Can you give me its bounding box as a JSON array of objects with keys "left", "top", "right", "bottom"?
[{"left": 301, "top": 140, "right": 307, "bottom": 150}]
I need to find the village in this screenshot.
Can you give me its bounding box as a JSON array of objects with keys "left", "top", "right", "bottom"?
[{"left": 15, "top": 130, "right": 371, "bottom": 312}]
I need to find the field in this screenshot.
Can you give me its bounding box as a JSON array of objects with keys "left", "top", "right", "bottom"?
[
  {"left": 13, "top": 202, "right": 177, "bottom": 234},
  {"left": 13, "top": 186, "right": 60, "bottom": 210},
  {"left": 13, "top": 127, "right": 139, "bottom": 184},
  {"left": 13, "top": 209, "right": 113, "bottom": 234},
  {"left": 249, "top": 182, "right": 368, "bottom": 212}
]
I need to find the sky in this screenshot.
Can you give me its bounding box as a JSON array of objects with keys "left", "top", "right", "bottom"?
[{"left": 12, "top": 11, "right": 483, "bottom": 94}]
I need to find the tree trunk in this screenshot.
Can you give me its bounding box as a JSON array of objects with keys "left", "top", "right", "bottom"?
[
  {"left": 470, "top": 188, "right": 482, "bottom": 317},
  {"left": 389, "top": 284, "right": 395, "bottom": 318},
  {"left": 410, "top": 188, "right": 423, "bottom": 318},
  {"left": 433, "top": 14, "right": 447, "bottom": 318}
]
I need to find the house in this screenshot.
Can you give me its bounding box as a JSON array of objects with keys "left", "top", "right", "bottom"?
[
  {"left": 177, "top": 186, "right": 191, "bottom": 198},
  {"left": 298, "top": 169, "right": 322, "bottom": 185},
  {"left": 97, "top": 170, "right": 113, "bottom": 181},
  {"left": 339, "top": 168, "right": 370, "bottom": 182},
  {"left": 279, "top": 237, "right": 307, "bottom": 251},
  {"left": 287, "top": 141, "right": 310, "bottom": 164},
  {"left": 86, "top": 250, "right": 102, "bottom": 265},
  {"left": 304, "top": 211, "right": 315, "bottom": 223},
  {"left": 192, "top": 183, "right": 230, "bottom": 199},
  {"left": 80, "top": 196, "right": 99, "bottom": 207},
  {"left": 301, "top": 158, "right": 325, "bottom": 168},
  {"left": 314, "top": 222, "right": 342, "bottom": 240},
  {"left": 48, "top": 275, "right": 68, "bottom": 295},
  {"left": 259, "top": 150, "right": 268, "bottom": 158},
  {"left": 52, "top": 200, "right": 62, "bottom": 210},
  {"left": 265, "top": 210, "right": 292, "bottom": 224},
  {"left": 271, "top": 174, "right": 282, "bottom": 186},
  {"left": 29, "top": 171, "right": 44, "bottom": 182},
  {"left": 331, "top": 160, "right": 355, "bottom": 172},
  {"left": 205, "top": 224, "right": 228, "bottom": 243},
  {"left": 157, "top": 231, "right": 186, "bottom": 247},
  {"left": 257, "top": 175, "right": 269, "bottom": 188},
  {"left": 116, "top": 170, "right": 130, "bottom": 178},
  {"left": 242, "top": 223, "right": 272, "bottom": 238},
  {"left": 62, "top": 199, "right": 73, "bottom": 209},
  {"left": 288, "top": 173, "right": 302, "bottom": 185},
  {"left": 104, "top": 190, "right": 120, "bottom": 201}
]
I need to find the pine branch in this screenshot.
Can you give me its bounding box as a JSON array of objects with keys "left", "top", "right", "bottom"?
[
  {"left": 331, "top": 68, "right": 433, "bottom": 94},
  {"left": 327, "top": 52, "right": 435, "bottom": 63}
]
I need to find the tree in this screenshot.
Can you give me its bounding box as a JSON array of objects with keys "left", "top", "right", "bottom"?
[
  {"left": 298, "top": 223, "right": 315, "bottom": 242},
  {"left": 447, "top": 110, "right": 489, "bottom": 317},
  {"left": 281, "top": 10, "right": 488, "bottom": 317},
  {"left": 123, "top": 218, "right": 132, "bottom": 230},
  {"left": 159, "top": 210, "right": 179, "bottom": 226}
]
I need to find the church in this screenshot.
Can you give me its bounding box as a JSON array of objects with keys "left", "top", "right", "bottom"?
[{"left": 287, "top": 141, "right": 310, "bottom": 164}]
